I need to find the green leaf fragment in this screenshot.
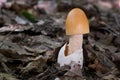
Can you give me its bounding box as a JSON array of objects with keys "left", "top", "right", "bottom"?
[{"left": 22, "top": 10, "right": 36, "bottom": 22}]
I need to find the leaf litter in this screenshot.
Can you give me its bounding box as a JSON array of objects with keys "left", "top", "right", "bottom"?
[{"left": 0, "top": 0, "right": 120, "bottom": 80}]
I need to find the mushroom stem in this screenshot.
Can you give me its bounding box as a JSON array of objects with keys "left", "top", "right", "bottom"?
[{"left": 68, "top": 34, "right": 83, "bottom": 55}]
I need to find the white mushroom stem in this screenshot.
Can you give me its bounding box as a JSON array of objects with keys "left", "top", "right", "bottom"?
[
  {"left": 57, "top": 34, "right": 84, "bottom": 68},
  {"left": 68, "top": 34, "right": 83, "bottom": 55}
]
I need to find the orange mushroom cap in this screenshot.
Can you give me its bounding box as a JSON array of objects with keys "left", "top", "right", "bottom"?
[{"left": 66, "top": 8, "right": 89, "bottom": 35}]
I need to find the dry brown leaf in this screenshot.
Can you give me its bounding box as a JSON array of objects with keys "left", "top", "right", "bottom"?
[
  {"left": 0, "top": 73, "right": 19, "bottom": 80},
  {"left": 88, "top": 59, "right": 109, "bottom": 74},
  {"left": 22, "top": 55, "right": 47, "bottom": 73}
]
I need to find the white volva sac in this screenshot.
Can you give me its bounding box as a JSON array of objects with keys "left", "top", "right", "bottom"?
[{"left": 57, "top": 43, "right": 83, "bottom": 68}]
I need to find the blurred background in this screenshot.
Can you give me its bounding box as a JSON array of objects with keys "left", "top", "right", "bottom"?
[{"left": 0, "top": 0, "right": 120, "bottom": 80}]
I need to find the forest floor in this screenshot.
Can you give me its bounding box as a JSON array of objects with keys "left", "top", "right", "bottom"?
[{"left": 0, "top": 0, "right": 120, "bottom": 80}]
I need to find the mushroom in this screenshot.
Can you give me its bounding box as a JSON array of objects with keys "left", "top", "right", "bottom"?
[{"left": 57, "top": 8, "right": 89, "bottom": 68}]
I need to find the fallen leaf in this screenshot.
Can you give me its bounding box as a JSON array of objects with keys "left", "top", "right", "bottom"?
[
  {"left": 22, "top": 55, "right": 47, "bottom": 73},
  {"left": 88, "top": 59, "right": 109, "bottom": 74},
  {"left": 15, "top": 16, "right": 27, "bottom": 25},
  {"left": 34, "top": 1, "right": 57, "bottom": 15},
  {"left": 0, "top": 0, "right": 7, "bottom": 8},
  {"left": 0, "top": 73, "right": 19, "bottom": 80}
]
